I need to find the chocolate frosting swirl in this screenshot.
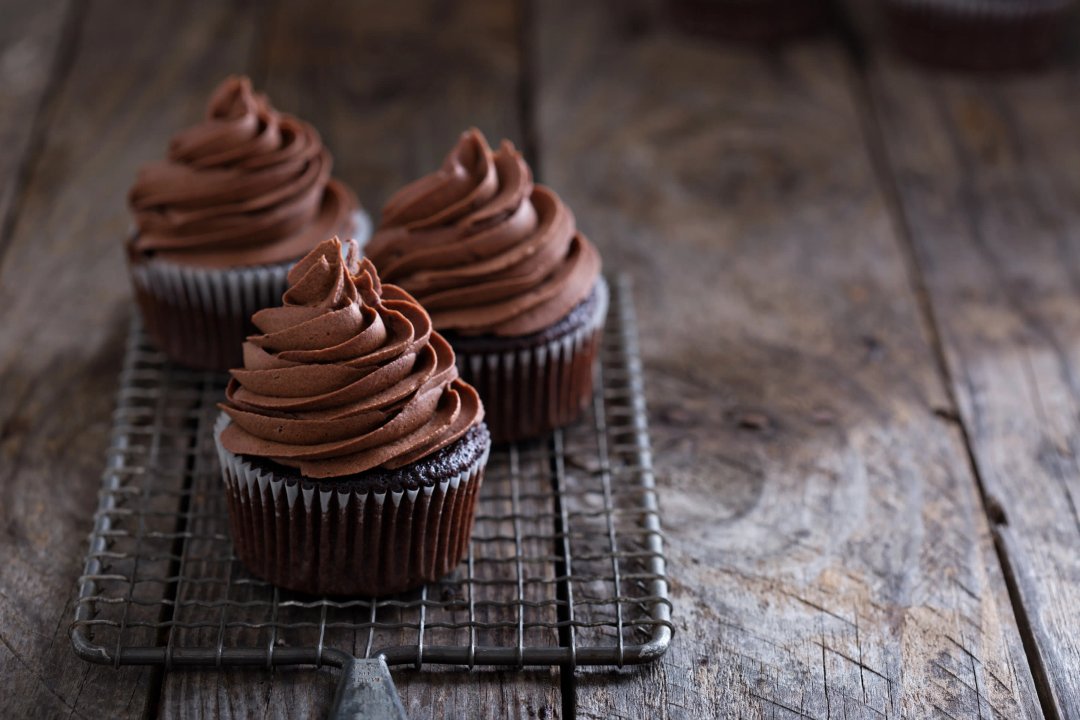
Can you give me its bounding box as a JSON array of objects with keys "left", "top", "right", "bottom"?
[
  {"left": 128, "top": 76, "right": 359, "bottom": 268},
  {"left": 219, "top": 237, "right": 484, "bottom": 479},
  {"left": 365, "top": 128, "right": 601, "bottom": 337}
]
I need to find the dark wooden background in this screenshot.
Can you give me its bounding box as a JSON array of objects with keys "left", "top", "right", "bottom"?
[{"left": 2, "top": 0, "right": 1079, "bottom": 717}]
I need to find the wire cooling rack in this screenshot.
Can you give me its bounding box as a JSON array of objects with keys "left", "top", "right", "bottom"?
[{"left": 71, "top": 275, "right": 670, "bottom": 717}]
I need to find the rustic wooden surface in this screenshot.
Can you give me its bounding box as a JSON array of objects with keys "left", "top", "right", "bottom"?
[
  {"left": 536, "top": 1, "right": 1041, "bottom": 718},
  {"left": 864, "top": 43, "right": 1080, "bottom": 719},
  {"left": 0, "top": 0, "right": 259, "bottom": 718},
  {"left": 1, "top": 0, "right": 1078, "bottom": 717},
  {"left": 0, "top": 0, "right": 69, "bottom": 246}
]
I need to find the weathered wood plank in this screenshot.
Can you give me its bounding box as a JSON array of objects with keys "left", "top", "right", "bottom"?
[
  {"left": 864, "top": 41, "right": 1080, "bottom": 717},
  {"left": 159, "top": 2, "right": 563, "bottom": 717},
  {"left": 259, "top": 0, "right": 525, "bottom": 213},
  {"left": 534, "top": 1, "right": 1042, "bottom": 717},
  {"left": 0, "top": 0, "right": 71, "bottom": 254},
  {"left": 0, "top": 1, "right": 259, "bottom": 719}
]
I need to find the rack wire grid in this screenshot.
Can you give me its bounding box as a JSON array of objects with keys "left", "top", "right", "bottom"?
[{"left": 71, "top": 275, "right": 671, "bottom": 678}]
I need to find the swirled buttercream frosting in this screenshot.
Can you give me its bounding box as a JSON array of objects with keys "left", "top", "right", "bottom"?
[
  {"left": 128, "top": 76, "right": 358, "bottom": 268},
  {"left": 365, "top": 128, "right": 601, "bottom": 337},
  {"left": 219, "top": 237, "right": 484, "bottom": 478}
]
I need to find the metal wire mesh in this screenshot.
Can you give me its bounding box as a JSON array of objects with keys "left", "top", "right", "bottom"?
[{"left": 71, "top": 276, "right": 671, "bottom": 671}]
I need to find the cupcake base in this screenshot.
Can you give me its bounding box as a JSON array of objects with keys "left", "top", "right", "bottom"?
[
  {"left": 128, "top": 210, "right": 371, "bottom": 371},
  {"left": 444, "top": 277, "right": 609, "bottom": 445},
  {"left": 884, "top": 0, "right": 1075, "bottom": 71},
  {"left": 215, "top": 416, "right": 490, "bottom": 597}
]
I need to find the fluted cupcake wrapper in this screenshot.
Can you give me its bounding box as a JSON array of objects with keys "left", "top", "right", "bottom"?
[
  {"left": 214, "top": 413, "right": 489, "bottom": 597},
  {"left": 456, "top": 276, "right": 609, "bottom": 444},
  {"left": 128, "top": 210, "right": 371, "bottom": 371}
]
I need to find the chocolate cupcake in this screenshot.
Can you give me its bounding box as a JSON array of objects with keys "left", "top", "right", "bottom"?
[
  {"left": 215, "top": 237, "right": 489, "bottom": 596},
  {"left": 128, "top": 75, "right": 366, "bottom": 371},
  {"left": 365, "top": 129, "right": 606, "bottom": 444},
  {"left": 884, "top": 0, "right": 1076, "bottom": 71}
]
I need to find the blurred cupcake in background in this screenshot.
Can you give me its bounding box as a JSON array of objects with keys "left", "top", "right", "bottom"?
[
  {"left": 367, "top": 129, "right": 607, "bottom": 444},
  {"left": 127, "top": 75, "right": 367, "bottom": 370},
  {"left": 884, "top": 0, "right": 1077, "bottom": 71},
  {"left": 668, "top": 0, "right": 831, "bottom": 43}
]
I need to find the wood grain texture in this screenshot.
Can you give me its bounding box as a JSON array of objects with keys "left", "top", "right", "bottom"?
[
  {"left": 259, "top": 0, "right": 525, "bottom": 212},
  {"left": 0, "top": 0, "right": 71, "bottom": 255},
  {"left": 158, "top": 1, "right": 562, "bottom": 717},
  {"left": 0, "top": 0, "right": 258, "bottom": 718},
  {"left": 163, "top": 661, "right": 560, "bottom": 720},
  {"left": 864, "top": 46, "right": 1080, "bottom": 717},
  {"left": 534, "top": 1, "right": 1041, "bottom": 717}
]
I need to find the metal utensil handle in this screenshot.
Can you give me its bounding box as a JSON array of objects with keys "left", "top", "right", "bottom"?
[{"left": 329, "top": 656, "right": 408, "bottom": 720}]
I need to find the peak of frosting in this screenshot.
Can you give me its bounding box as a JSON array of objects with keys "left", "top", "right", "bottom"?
[
  {"left": 129, "top": 75, "right": 358, "bottom": 268},
  {"left": 366, "top": 128, "right": 601, "bottom": 337},
  {"left": 219, "top": 237, "right": 484, "bottom": 478}
]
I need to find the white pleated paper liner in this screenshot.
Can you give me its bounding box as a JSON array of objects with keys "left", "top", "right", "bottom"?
[
  {"left": 213, "top": 412, "right": 490, "bottom": 597},
  {"left": 128, "top": 210, "right": 372, "bottom": 371},
  {"left": 454, "top": 275, "right": 609, "bottom": 444}
]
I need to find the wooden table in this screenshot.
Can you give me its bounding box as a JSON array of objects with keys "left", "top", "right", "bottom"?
[{"left": 2, "top": 0, "right": 1079, "bottom": 717}]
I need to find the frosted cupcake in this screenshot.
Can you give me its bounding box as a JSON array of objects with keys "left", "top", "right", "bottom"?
[
  {"left": 127, "top": 75, "right": 366, "bottom": 370},
  {"left": 366, "top": 129, "right": 606, "bottom": 443},
  {"left": 215, "top": 237, "right": 489, "bottom": 596}
]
